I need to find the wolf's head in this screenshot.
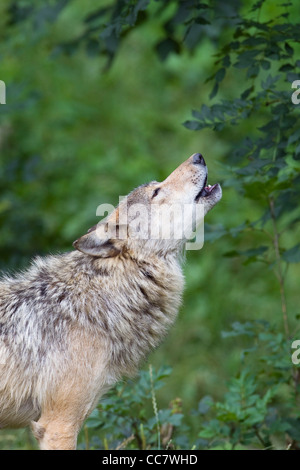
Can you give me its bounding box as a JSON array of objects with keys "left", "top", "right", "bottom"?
[{"left": 73, "top": 153, "right": 222, "bottom": 258}]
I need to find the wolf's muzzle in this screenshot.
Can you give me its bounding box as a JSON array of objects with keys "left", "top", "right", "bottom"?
[{"left": 192, "top": 153, "right": 206, "bottom": 166}]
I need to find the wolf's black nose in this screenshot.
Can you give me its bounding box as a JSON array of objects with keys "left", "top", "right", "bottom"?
[{"left": 192, "top": 153, "right": 206, "bottom": 166}]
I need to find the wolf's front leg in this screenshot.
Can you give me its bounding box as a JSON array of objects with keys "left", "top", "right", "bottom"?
[{"left": 31, "top": 418, "right": 79, "bottom": 450}]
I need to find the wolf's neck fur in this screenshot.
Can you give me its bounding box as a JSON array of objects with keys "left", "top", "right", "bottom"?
[{"left": 75, "top": 249, "right": 185, "bottom": 379}]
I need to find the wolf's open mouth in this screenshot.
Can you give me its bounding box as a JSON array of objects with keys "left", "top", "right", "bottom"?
[{"left": 195, "top": 175, "right": 218, "bottom": 202}]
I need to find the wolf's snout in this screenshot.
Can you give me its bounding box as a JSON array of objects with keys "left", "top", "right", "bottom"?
[{"left": 192, "top": 153, "right": 206, "bottom": 166}]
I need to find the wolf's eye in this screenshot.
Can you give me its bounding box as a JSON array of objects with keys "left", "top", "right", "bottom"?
[{"left": 152, "top": 187, "right": 161, "bottom": 199}]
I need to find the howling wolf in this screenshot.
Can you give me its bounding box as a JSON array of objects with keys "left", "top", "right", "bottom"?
[{"left": 0, "top": 153, "right": 221, "bottom": 449}]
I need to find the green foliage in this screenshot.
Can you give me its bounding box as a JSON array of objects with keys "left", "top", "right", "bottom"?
[
  {"left": 184, "top": 1, "right": 300, "bottom": 449},
  {"left": 197, "top": 320, "right": 300, "bottom": 449},
  {"left": 58, "top": 0, "right": 218, "bottom": 65},
  {"left": 79, "top": 365, "right": 188, "bottom": 450},
  {"left": 77, "top": 320, "right": 300, "bottom": 450}
]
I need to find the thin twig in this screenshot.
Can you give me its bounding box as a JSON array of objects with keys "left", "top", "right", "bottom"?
[
  {"left": 268, "top": 197, "right": 289, "bottom": 337},
  {"left": 253, "top": 425, "right": 271, "bottom": 449},
  {"left": 132, "top": 421, "right": 143, "bottom": 450},
  {"left": 84, "top": 425, "right": 89, "bottom": 450},
  {"left": 149, "top": 364, "right": 161, "bottom": 450},
  {"left": 115, "top": 434, "right": 135, "bottom": 450}
]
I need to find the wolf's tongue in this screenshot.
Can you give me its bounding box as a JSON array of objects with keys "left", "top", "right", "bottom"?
[{"left": 205, "top": 184, "right": 217, "bottom": 193}]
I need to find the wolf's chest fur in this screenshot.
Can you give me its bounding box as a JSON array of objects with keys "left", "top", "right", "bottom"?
[
  {"left": 58, "top": 250, "right": 184, "bottom": 376},
  {"left": 1, "top": 251, "right": 184, "bottom": 380},
  {"left": 88, "top": 253, "right": 185, "bottom": 375}
]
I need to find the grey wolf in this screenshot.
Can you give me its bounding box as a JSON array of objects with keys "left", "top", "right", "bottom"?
[{"left": 0, "top": 153, "right": 222, "bottom": 449}]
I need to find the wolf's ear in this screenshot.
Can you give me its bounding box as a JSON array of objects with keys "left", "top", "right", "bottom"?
[{"left": 73, "top": 224, "right": 122, "bottom": 258}]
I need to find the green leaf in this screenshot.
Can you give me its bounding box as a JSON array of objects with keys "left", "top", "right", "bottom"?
[
  {"left": 85, "top": 409, "right": 103, "bottom": 429},
  {"left": 221, "top": 322, "right": 256, "bottom": 338},
  {"left": 234, "top": 49, "right": 261, "bottom": 69},
  {"left": 284, "top": 42, "right": 294, "bottom": 56},
  {"left": 261, "top": 59, "right": 271, "bottom": 70},
  {"left": 198, "top": 396, "right": 214, "bottom": 415},
  {"left": 183, "top": 120, "right": 204, "bottom": 130},
  {"left": 209, "top": 82, "right": 219, "bottom": 99},
  {"left": 204, "top": 223, "right": 227, "bottom": 241},
  {"left": 155, "top": 38, "right": 180, "bottom": 61},
  {"left": 241, "top": 85, "right": 254, "bottom": 99},
  {"left": 215, "top": 67, "right": 226, "bottom": 83},
  {"left": 283, "top": 244, "right": 300, "bottom": 263},
  {"left": 279, "top": 63, "right": 294, "bottom": 72},
  {"left": 261, "top": 74, "right": 280, "bottom": 90},
  {"left": 288, "top": 128, "right": 300, "bottom": 146},
  {"left": 194, "top": 17, "right": 210, "bottom": 25}
]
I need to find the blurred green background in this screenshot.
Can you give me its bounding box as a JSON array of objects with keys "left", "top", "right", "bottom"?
[{"left": 0, "top": 0, "right": 299, "bottom": 449}]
